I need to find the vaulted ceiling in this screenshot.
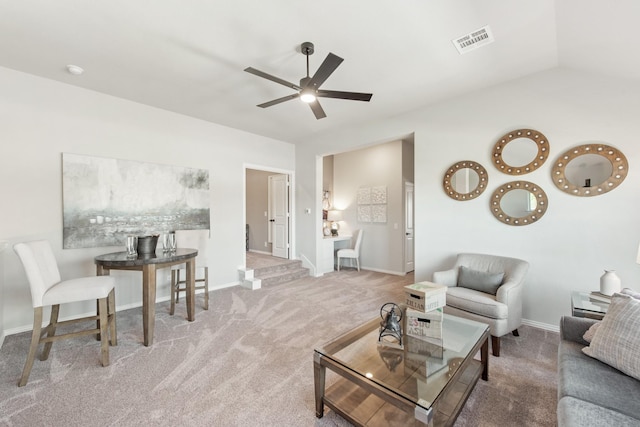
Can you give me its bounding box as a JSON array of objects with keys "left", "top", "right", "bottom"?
[{"left": 1, "top": 0, "right": 637, "bottom": 144}]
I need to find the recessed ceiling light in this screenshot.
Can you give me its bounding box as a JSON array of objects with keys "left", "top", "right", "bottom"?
[{"left": 66, "top": 64, "right": 84, "bottom": 75}]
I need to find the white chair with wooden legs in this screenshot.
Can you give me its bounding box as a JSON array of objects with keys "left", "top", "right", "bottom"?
[
  {"left": 170, "top": 229, "right": 209, "bottom": 315},
  {"left": 337, "top": 229, "right": 364, "bottom": 271},
  {"left": 13, "top": 240, "right": 117, "bottom": 387}
]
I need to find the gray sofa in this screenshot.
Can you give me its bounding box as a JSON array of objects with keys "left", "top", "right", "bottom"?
[{"left": 558, "top": 316, "right": 640, "bottom": 426}]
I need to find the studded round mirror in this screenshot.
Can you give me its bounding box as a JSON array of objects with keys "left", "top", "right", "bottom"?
[
  {"left": 551, "top": 144, "right": 628, "bottom": 197},
  {"left": 492, "top": 129, "right": 550, "bottom": 175},
  {"left": 490, "top": 181, "right": 548, "bottom": 226},
  {"left": 443, "top": 161, "right": 488, "bottom": 201}
]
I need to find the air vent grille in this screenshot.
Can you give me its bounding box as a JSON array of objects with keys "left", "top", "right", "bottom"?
[{"left": 453, "top": 25, "right": 494, "bottom": 54}]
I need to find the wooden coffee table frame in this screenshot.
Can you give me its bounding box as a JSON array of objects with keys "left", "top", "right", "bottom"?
[{"left": 314, "top": 317, "right": 489, "bottom": 426}]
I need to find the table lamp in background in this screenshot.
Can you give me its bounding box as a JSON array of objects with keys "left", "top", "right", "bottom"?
[{"left": 327, "top": 210, "right": 342, "bottom": 236}]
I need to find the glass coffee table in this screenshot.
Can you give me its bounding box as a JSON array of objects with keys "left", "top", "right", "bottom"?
[{"left": 314, "top": 313, "right": 489, "bottom": 426}]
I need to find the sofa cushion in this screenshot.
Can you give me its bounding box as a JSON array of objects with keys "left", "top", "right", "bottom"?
[
  {"left": 558, "top": 396, "right": 640, "bottom": 427},
  {"left": 559, "top": 336, "right": 640, "bottom": 420},
  {"left": 457, "top": 266, "right": 504, "bottom": 295},
  {"left": 583, "top": 294, "right": 640, "bottom": 381},
  {"left": 445, "top": 286, "right": 507, "bottom": 319}
]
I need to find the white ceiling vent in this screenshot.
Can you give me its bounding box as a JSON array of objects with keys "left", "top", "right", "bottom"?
[{"left": 452, "top": 25, "right": 494, "bottom": 54}]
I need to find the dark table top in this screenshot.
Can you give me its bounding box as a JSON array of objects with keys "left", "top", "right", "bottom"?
[{"left": 94, "top": 248, "right": 198, "bottom": 267}]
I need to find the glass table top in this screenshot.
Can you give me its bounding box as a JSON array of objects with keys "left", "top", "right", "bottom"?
[
  {"left": 315, "top": 313, "right": 488, "bottom": 410},
  {"left": 571, "top": 291, "right": 609, "bottom": 315}
]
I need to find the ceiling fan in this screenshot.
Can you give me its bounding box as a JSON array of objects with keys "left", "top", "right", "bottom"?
[{"left": 244, "top": 42, "right": 373, "bottom": 120}]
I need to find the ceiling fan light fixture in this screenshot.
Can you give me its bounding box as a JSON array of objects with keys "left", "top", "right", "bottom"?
[{"left": 300, "top": 89, "right": 316, "bottom": 103}]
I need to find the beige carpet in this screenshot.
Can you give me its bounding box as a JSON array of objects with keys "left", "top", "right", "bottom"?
[{"left": 0, "top": 269, "right": 558, "bottom": 426}]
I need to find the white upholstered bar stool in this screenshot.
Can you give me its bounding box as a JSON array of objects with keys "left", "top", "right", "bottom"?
[
  {"left": 13, "top": 240, "right": 117, "bottom": 386},
  {"left": 170, "top": 229, "right": 209, "bottom": 315},
  {"left": 337, "top": 229, "right": 364, "bottom": 271}
]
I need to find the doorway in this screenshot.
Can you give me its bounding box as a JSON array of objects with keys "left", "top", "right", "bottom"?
[{"left": 245, "top": 166, "right": 293, "bottom": 262}]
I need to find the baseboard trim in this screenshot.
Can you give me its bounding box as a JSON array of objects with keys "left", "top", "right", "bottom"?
[
  {"left": 299, "top": 254, "right": 317, "bottom": 277},
  {"left": 248, "top": 249, "right": 271, "bottom": 256},
  {"left": 359, "top": 266, "right": 407, "bottom": 276},
  {"left": 522, "top": 318, "right": 559, "bottom": 333}
]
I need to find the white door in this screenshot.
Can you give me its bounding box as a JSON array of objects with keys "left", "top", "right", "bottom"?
[
  {"left": 404, "top": 182, "right": 415, "bottom": 273},
  {"left": 269, "top": 174, "right": 289, "bottom": 259}
]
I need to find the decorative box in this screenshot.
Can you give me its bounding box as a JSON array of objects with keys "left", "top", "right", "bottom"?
[
  {"left": 404, "top": 281, "right": 447, "bottom": 312},
  {"left": 403, "top": 335, "right": 444, "bottom": 377},
  {"left": 405, "top": 307, "right": 444, "bottom": 341}
]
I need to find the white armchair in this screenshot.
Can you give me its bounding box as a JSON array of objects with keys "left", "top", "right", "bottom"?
[{"left": 432, "top": 253, "right": 529, "bottom": 357}]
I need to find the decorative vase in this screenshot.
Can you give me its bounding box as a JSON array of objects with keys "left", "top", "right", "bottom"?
[{"left": 600, "top": 270, "right": 621, "bottom": 296}]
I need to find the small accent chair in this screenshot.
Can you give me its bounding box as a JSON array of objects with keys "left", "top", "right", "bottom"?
[
  {"left": 13, "top": 240, "right": 117, "bottom": 386},
  {"left": 170, "top": 229, "right": 209, "bottom": 315},
  {"left": 432, "top": 253, "right": 529, "bottom": 357},
  {"left": 337, "top": 229, "right": 364, "bottom": 271}
]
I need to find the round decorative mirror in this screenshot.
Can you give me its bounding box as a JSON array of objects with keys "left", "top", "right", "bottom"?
[
  {"left": 492, "top": 129, "right": 550, "bottom": 175},
  {"left": 551, "top": 144, "right": 628, "bottom": 197},
  {"left": 443, "top": 161, "right": 488, "bottom": 201},
  {"left": 490, "top": 181, "right": 548, "bottom": 226}
]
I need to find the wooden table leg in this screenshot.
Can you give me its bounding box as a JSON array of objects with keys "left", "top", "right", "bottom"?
[
  {"left": 313, "top": 352, "right": 326, "bottom": 418},
  {"left": 95, "top": 265, "right": 110, "bottom": 340},
  {"left": 481, "top": 336, "right": 489, "bottom": 381},
  {"left": 186, "top": 258, "right": 195, "bottom": 322},
  {"left": 142, "top": 264, "right": 157, "bottom": 346}
]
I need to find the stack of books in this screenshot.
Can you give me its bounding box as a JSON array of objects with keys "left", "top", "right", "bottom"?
[{"left": 589, "top": 291, "right": 612, "bottom": 303}]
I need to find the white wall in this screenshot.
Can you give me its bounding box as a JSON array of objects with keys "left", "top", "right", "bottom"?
[
  {"left": 0, "top": 66, "right": 295, "bottom": 334},
  {"left": 333, "top": 140, "right": 405, "bottom": 274},
  {"left": 296, "top": 68, "right": 640, "bottom": 329}
]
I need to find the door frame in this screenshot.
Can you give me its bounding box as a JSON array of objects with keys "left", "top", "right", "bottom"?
[
  {"left": 404, "top": 181, "right": 415, "bottom": 273},
  {"left": 243, "top": 163, "right": 295, "bottom": 264}
]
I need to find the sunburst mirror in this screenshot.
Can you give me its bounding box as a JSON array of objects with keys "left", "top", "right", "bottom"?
[
  {"left": 492, "top": 129, "right": 550, "bottom": 175},
  {"left": 443, "top": 161, "right": 488, "bottom": 201},
  {"left": 490, "top": 181, "right": 548, "bottom": 226},
  {"left": 551, "top": 144, "right": 628, "bottom": 197}
]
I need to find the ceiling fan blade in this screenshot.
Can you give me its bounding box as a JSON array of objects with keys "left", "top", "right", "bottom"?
[
  {"left": 317, "top": 90, "right": 373, "bottom": 102},
  {"left": 307, "top": 53, "right": 344, "bottom": 90},
  {"left": 244, "top": 67, "right": 301, "bottom": 91},
  {"left": 257, "top": 93, "right": 300, "bottom": 108},
  {"left": 309, "top": 100, "right": 327, "bottom": 120}
]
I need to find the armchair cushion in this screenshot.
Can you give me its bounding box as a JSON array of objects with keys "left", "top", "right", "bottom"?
[
  {"left": 457, "top": 266, "right": 504, "bottom": 295},
  {"left": 446, "top": 287, "right": 508, "bottom": 319}
]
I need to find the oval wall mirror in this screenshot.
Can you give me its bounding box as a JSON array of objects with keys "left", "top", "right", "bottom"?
[
  {"left": 551, "top": 144, "right": 628, "bottom": 197},
  {"left": 490, "top": 181, "right": 548, "bottom": 226},
  {"left": 492, "top": 129, "right": 550, "bottom": 175},
  {"left": 443, "top": 161, "right": 488, "bottom": 201}
]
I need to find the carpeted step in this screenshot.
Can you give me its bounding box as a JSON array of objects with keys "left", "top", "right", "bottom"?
[
  {"left": 258, "top": 267, "right": 309, "bottom": 286},
  {"left": 255, "top": 262, "right": 309, "bottom": 286},
  {"left": 253, "top": 259, "right": 305, "bottom": 277}
]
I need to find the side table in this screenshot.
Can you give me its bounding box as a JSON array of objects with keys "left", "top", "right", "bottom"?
[{"left": 571, "top": 291, "right": 609, "bottom": 320}]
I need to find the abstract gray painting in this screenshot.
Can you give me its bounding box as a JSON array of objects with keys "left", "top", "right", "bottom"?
[{"left": 63, "top": 153, "right": 210, "bottom": 249}]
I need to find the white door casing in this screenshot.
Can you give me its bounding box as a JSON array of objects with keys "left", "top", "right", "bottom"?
[
  {"left": 404, "top": 182, "right": 415, "bottom": 273},
  {"left": 269, "top": 174, "right": 289, "bottom": 259}
]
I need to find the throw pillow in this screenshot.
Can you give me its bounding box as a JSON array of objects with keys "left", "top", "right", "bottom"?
[
  {"left": 621, "top": 287, "right": 640, "bottom": 300},
  {"left": 457, "top": 266, "right": 504, "bottom": 295},
  {"left": 583, "top": 294, "right": 640, "bottom": 381},
  {"left": 583, "top": 322, "right": 599, "bottom": 343}
]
